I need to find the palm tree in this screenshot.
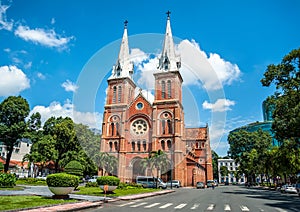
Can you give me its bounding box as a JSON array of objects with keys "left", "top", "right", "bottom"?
[
  {"left": 149, "top": 150, "right": 169, "bottom": 187},
  {"left": 141, "top": 157, "right": 153, "bottom": 176},
  {"left": 93, "top": 152, "right": 109, "bottom": 176},
  {"left": 105, "top": 155, "right": 118, "bottom": 176}
]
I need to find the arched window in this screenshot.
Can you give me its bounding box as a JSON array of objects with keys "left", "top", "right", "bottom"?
[
  {"left": 111, "top": 123, "right": 115, "bottom": 136},
  {"left": 167, "top": 119, "right": 172, "bottom": 134},
  {"left": 161, "top": 81, "right": 165, "bottom": 99},
  {"left": 161, "top": 140, "right": 165, "bottom": 150},
  {"left": 167, "top": 140, "right": 172, "bottom": 150},
  {"left": 131, "top": 142, "right": 135, "bottom": 152},
  {"left": 118, "top": 85, "right": 122, "bottom": 103},
  {"left": 116, "top": 122, "right": 119, "bottom": 136},
  {"left": 112, "top": 86, "right": 117, "bottom": 103},
  {"left": 143, "top": 140, "right": 147, "bottom": 151},
  {"left": 109, "top": 142, "right": 113, "bottom": 152},
  {"left": 167, "top": 80, "right": 171, "bottom": 98},
  {"left": 114, "top": 142, "right": 118, "bottom": 151},
  {"left": 162, "top": 120, "right": 166, "bottom": 134},
  {"left": 137, "top": 140, "right": 141, "bottom": 151}
]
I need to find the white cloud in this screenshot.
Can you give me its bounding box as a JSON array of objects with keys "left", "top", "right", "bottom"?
[
  {"left": 30, "top": 100, "right": 102, "bottom": 129},
  {"left": 3, "top": 48, "right": 10, "bottom": 52},
  {"left": 24, "top": 61, "right": 32, "bottom": 69},
  {"left": 61, "top": 80, "right": 78, "bottom": 92},
  {"left": 130, "top": 48, "right": 149, "bottom": 65},
  {"left": 202, "top": 98, "right": 235, "bottom": 112},
  {"left": 0, "top": 3, "right": 13, "bottom": 31},
  {"left": 14, "top": 25, "right": 73, "bottom": 49},
  {"left": 37, "top": 72, "right": 46, "bottom": 80},
  {"left": 0, "top": 65, "right": 30, "bottom": 96},
  {"left": 51, "top": 18, "right": 55, "bottom": 25},
  {"left": 134, "top": 87, "right": 154, "bottom": 104},
  {"left": 178, "top": 39, "right": 241, "bottom": 90},
  {"left": 136, "top": 57, "right": 159, "bottom": 90},
  {"left": 133, "top": 39, "right": 241, "bottom": 91}
]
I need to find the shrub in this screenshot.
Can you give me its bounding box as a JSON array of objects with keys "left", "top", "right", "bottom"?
[
  {"left": 97, "top": 176, "right": 120, "bottom": 186},
  {"left": 0, "top": 162, "right": 4, "bottom": 172},
  {"left": 85, "top": 182, "right": 98, "bottom": 187},
  {"left": 64, "top": 161, "right": 83, "bottom": 177},
  {"left": 16, "top": 177, "right": 47, "bottom": 185},
  {"left": 0, "top": 173, "right": 16, "bottom": 187},
  {"left": 46, "top": 173, "right": 79, "bottom": 187}
]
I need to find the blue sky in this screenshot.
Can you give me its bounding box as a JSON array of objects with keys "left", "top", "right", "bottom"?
[{"left": 0, "top": 0, "right": 299, "bottom": 156}]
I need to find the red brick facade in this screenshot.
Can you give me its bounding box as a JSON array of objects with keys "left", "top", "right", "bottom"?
[{"left": 100, "top": 16, "right": 213, "bottom": 186}]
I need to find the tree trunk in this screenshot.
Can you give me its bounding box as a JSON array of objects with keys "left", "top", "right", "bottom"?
[{"left": 4, "top": 146, "right": 14, "bottom": 173}]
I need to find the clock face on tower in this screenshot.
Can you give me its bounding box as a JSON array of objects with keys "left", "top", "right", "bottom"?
[{"left": 131, "top": 119, "right": 148, "bottom": 135}]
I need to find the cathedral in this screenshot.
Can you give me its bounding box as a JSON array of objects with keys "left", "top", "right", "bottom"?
[{"left": 100, "top": 13, "right": 213, "bottom": 186}]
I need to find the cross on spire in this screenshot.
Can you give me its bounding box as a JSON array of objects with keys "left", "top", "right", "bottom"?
[
  {"left": 166, "top": 10, "right": 171, "bottom": 18},
  {"left": 124, "top": 20, "right": 128, "bottom": 28}
]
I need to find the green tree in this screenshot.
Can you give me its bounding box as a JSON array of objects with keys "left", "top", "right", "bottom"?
[
  {"left": 261, "top": 48, "right": 300, "bottom": 143},
  {"left": 149, "top": 150, "right": 169, "bottom": 187},
  {"left": 43, "top": 117, "right": 80, "bottom": 172},
  {"left": 228, "top": 129, "right": 272, "bottom": 183},
  {"left": 220, "top": 166, "right": 229, "bottom": 180},
  {"left": 23, "top": 135, "right": 58, "bottom": 174},
  {"left": 0, "top": 96, "right": 30, "bottom": 172},
  {"left": 211, "top": 150, "right": 219, "bottom": 180}
]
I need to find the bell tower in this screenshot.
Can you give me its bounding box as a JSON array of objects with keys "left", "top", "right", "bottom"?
[
  {"left": 152, "top": 11, "right": 186, "bottom": 182},
  {"left": 101, "top": 21, "right": 136, "bottom": 153}
]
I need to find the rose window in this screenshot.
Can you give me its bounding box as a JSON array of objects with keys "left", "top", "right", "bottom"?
[{"left": 131, "top": 119, "right": 148, "bottom": 135}]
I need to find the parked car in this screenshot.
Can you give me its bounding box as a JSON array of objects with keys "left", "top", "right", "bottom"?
[
  {"left": 296, "top": 183, "right": 300, "bottom": 196},
  {"left": 207, "top": 180, "right": 215, "bottom": 187},
  {"left": 196, "top": 181, "right": 205, "bottom": 189},
  {"left": 285, "top": 184, "right": 298, "bottom": 194},
  {"left": 136, "top": 176, "right": 167, "bottom": 189},
  {"left": 88, "top": 175, "right": 99, "bottom": 183},
  {"left": 281, "top": 184, "right": 297, "bottom": 194},
  {"left": 166, "top": 180, "right": 181, "bottom": 188}
]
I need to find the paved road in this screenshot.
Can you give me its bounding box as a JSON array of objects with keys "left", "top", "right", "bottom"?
[{"left": 82, "top": 186, "right": 300, "bottom": 212}]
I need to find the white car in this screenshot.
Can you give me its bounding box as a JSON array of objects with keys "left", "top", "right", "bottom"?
[
  {"left": 88, "top": 176, "right": 99, "bottom": 183},
  {"left": 285, "top": 184, "right": 297, "bottom": 194}
]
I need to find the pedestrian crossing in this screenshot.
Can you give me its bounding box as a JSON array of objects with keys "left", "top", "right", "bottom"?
[{"left": 118, "top": 201, "right": 255, "bottom": 211}]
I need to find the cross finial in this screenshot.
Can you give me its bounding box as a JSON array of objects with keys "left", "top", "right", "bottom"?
[
  {"left": 166, "top": 10, "right": 171, "bottom": 18},
  {"left": 124, "top": 20, "right": 128, "bottom": 28}
]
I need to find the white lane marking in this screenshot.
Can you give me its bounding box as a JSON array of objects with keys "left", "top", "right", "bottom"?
[
  {"left": 190, "top": 203, "right": 200, "bottom": 209},
  {"left": 174, "top": 203, "right": 187, "bottom": 209},
  {"left": 240, "top": 205, "right": 250, "bottom": 211},
  {"left": 159, "top": 203, "right": 173, "bottom": 208},
  {"left": 144, "top": 203, "right": 160, "bottom": 208},
  {"left": 224, "top": 204, "right": 231, "bottom": 211},
  {"left": 118, "top": 201, "right": 135, "bottom": 207},
  {"left": 207, "top": 204, "right": 215, "bottom": 210},
  {"left": 275, "top": 208, "right": 288, "bottom": 212},
  {"left": 130, "top": 202, "right": 148, "bottom": 207}
]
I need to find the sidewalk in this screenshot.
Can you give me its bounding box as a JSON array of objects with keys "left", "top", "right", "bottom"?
[{"left": 1, "top": 186, "right": 175, "bottom": 212}]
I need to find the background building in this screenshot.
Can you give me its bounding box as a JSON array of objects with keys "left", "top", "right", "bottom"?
[
  {"left": 218, "top": 158, "right": 246, "bottom": 184},
  {"left": 100, "top": 14, "right": 213, "bottom": 186},
  {"left": 230, "top": 99, "right": 279, "bottom": 146}
]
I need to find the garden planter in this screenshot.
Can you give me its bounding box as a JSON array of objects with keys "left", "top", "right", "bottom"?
[
  {"left": 99, "top": 185, "right": 118, "bottom": 192},
  {"left": 48, "top": 186, "right": 74, "bottom": 195}
]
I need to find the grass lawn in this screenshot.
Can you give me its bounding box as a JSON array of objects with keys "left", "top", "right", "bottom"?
[
  {"left": 16, "top": 178, "right": 47, "bottom": 186},
  {"left": 75, "top": 186, "right": 161, "bottom": 197},
  {"left": 0, "top": 186, "right": 24, "bottom": 191},
  {"left": 0, "top": 196, "right": 78, "bottom": 211}
]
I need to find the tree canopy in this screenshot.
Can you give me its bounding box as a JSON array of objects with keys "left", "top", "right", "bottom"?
[
  {"left": 261, "top": 47, "right": 300, "bottom": 143},
  {"left": 0, "top": 96, "right": 30, "bottom": 172}
]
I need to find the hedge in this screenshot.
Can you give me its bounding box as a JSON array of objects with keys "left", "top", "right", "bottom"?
[
  {"left": 46, "top": 173, "right": 79, "bottom": 187},
  {"left": 97, "top": 176, "right": 120, "bottom": 186},
  {"left": 0, "top": 173, "right": 16, "bottom": 187},
  {"left": 64, "top": 160, "right": 83, "bottom": 177}
]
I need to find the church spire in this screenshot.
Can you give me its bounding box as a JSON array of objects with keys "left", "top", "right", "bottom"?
[
  {"left": 158, "top": 11, "right": 181, "bottom": 71},
  {"left": 109, "top": 20, "right": 134, "bottom": 79}
]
